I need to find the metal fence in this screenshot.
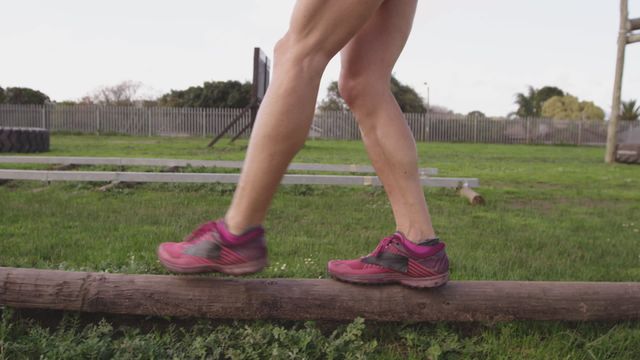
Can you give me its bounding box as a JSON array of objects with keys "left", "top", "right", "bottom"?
[
  {"left": 313, "top": 111, "right": 640, "bottom": 146},
  {"left": 0, "top": 104, "right": 252, "bottom": 138},
  {"left": 1, "top": 104, "right": 638, "bottom": 146}
]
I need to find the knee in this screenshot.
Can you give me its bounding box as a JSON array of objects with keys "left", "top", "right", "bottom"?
[
  {"left": 337, "top": 72, "right": 360, "bottom": 108},
  {"left": 273, "top": 33, "right": 333, "bottom": 76},
  {"left": 338, "top": 70, "right": 388, "bottom": 110}
]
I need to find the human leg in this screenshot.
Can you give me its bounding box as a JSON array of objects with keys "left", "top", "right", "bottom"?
[
  {"left": 338, "top": 0, "right": 436, "bottom": 242},
  {"left": 158, "top": 0, "right": 384, "bottom": 274},
  {"left": 224, "top": 0, "right": 384, "bottom": 234},
  {"left": 328, "top": 1, "right": 449, "bottom": 287}
]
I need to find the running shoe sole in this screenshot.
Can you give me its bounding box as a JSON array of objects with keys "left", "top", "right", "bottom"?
[
  {"left": 330, "top": 270, "right": 449, "bottom": 288},
  {"left": 157, "top": 247, "right": 268, "bottom": 275}
]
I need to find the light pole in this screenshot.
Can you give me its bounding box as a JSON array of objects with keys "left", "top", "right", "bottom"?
[{"left": 423, "top": 82, "right": 430, "bottom": 113}]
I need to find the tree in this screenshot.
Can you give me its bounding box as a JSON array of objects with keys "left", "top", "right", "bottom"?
[
  {"left": 88, "top": 81, "right": 143, "bottom": 106},
  {"left": 514, "top": 86, "right": 537, "bottom": 117},
  {"left": 159, "top": 81, "right": 252, "bottom": 108},
  {"left": 3, "top": 87, "right": 50, "bottom": 105},
  {"left": 514, "top": 86, "right": 565, "bottom": 118},
  {"left": 317, "top": 81, "right": 347, "bottom": 112},
  {"left": 318, "top": 75, "right": 427, "bottom": 113},
  {"left": 430, "top": 105, "right": 454, "bottom": 115},
  {"left": 390, "top": 76, "right": 427, "bottom": 113},
  {"left": 0, "top": 86, "right": 5, "bottom": 103},
  {"left": 620, "top": 99, "right": 640, "bottom": 121},
  {"left": 56, "top": 100, "right": 78, "bottom": 106},
  {"left": 535, "top": 86, "right": 565, "bottom": 106},
  {"left": 541, "top": 95, "right": 605, "bottom": 121},
  {"left": 467, "top": 110, "right": 486, "bottom": 118}
]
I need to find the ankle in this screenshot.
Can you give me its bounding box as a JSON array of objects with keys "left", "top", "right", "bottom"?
[
  {"left": 223, "top": 215, "right": 261, "bottom": 237},
  {"left": 401, "top": 228, "right": 437, "bottom": 244}
]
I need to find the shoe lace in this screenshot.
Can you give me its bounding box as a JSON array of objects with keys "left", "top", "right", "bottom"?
[
  {"left": 370, "top": 234, "right": 400, "bottom": 257},
  {"left": 184, "top": 221, "right": 217, "bottom": 243}
]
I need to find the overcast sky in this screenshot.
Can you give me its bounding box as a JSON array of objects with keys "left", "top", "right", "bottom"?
[{"left": 1, "top": 0, "right": 639, "bottom": 117}]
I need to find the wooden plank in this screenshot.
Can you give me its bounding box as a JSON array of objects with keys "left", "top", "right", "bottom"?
[
  {"left": 0, "top": 170, "right": 477, "bottom": 188},
  {"left": 0, "top": 156, "right": 438, "bottom": 175},
  {"left": 1, "top": 267, "right": 639, "bottom": 321},
  {"left": 97, "top": 181, "right": 121, "bottom": 192}
]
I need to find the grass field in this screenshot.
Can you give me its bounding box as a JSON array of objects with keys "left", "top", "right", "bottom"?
[{"left": 1, "top": 134, "right": 640, "bottom": 359}]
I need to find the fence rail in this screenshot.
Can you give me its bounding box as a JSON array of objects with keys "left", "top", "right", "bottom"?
[{"left": 1, "top": 104, "right": 638, "bottom": 146}]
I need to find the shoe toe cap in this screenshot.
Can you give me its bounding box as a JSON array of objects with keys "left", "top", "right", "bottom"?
[{"left": 157, "top": 242, "right": 183, "bottom": 259}]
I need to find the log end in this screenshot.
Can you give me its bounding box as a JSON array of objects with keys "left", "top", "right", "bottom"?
[{"left": 457, "top": 183, "right": 485, "bottom": 206}]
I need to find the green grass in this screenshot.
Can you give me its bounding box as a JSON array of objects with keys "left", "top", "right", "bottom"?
[{"left": 2, "top": 134, "right": 640, "bottom": 359}]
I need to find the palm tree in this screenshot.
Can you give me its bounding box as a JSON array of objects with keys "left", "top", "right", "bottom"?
[
  {"left": 620, "top": 100, "right": 640, "bottom": 121},
  {"left": 514, "top": 86, "right": 538, "bottom": 117}
]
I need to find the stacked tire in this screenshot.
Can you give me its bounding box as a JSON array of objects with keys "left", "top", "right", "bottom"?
[
  {"left": 615, "top": 143, "right": 640, "bottom": 164},
  {"left": 0, "top": 127, "right": 50, "bottom": 153}
]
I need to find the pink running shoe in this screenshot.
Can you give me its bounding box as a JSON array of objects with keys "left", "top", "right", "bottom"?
[
  {"left": 157, "top": 219, "right": 267, "bottom": 275},
  {"left": 328, "top": 232, "right": 449, "bottom": 288}
]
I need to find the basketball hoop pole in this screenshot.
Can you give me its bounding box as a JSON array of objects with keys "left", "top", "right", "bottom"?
[{"left": 208, "top": 48, "right": 270, "bottom": 147}]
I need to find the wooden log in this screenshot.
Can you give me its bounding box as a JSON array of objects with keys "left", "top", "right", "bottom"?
[
  {"left": 1, "top": 267, "right": 640, "bottom": 322},
  {"left": 457, "top": 183, "right": 485, "bottom": 205},
  {"left": 97, "top": 181, "right": 121, "bottom": 192}
]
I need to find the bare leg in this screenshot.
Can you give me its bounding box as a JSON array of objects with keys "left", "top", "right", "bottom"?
[
  {"left": 225, "top": 0, "right": 384, "bottom": 234},
  {"left": 339, "top": 0, "right": 436, "bottom": 242}
]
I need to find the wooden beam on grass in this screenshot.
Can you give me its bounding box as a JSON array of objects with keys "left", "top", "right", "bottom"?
[
  {"left": 97, "top": 181, "right": 121, "bottom": 192},
  {"left": 0, "top": 156, "right": 439, "bottom": 176},
  {"left": 0, "top": 170, "right": 475, "bottom": 188},
  {"left": 457, "top": 183, "right": 485, "bottom": 205},
  {"left": 1, "top": 267, "right": 639, "bottom": 322}
]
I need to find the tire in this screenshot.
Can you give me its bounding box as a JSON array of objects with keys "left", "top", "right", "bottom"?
[
  {"left": 616, "top": 143, "right": 640, "bottom": 164},
  {"left": 0, "top": 127, "right": 50, "bottom": 153}
]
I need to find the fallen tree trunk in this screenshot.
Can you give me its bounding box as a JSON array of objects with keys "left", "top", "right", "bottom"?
[{"left": 1, "top": 267, "right": 639, "bottom": 322}]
